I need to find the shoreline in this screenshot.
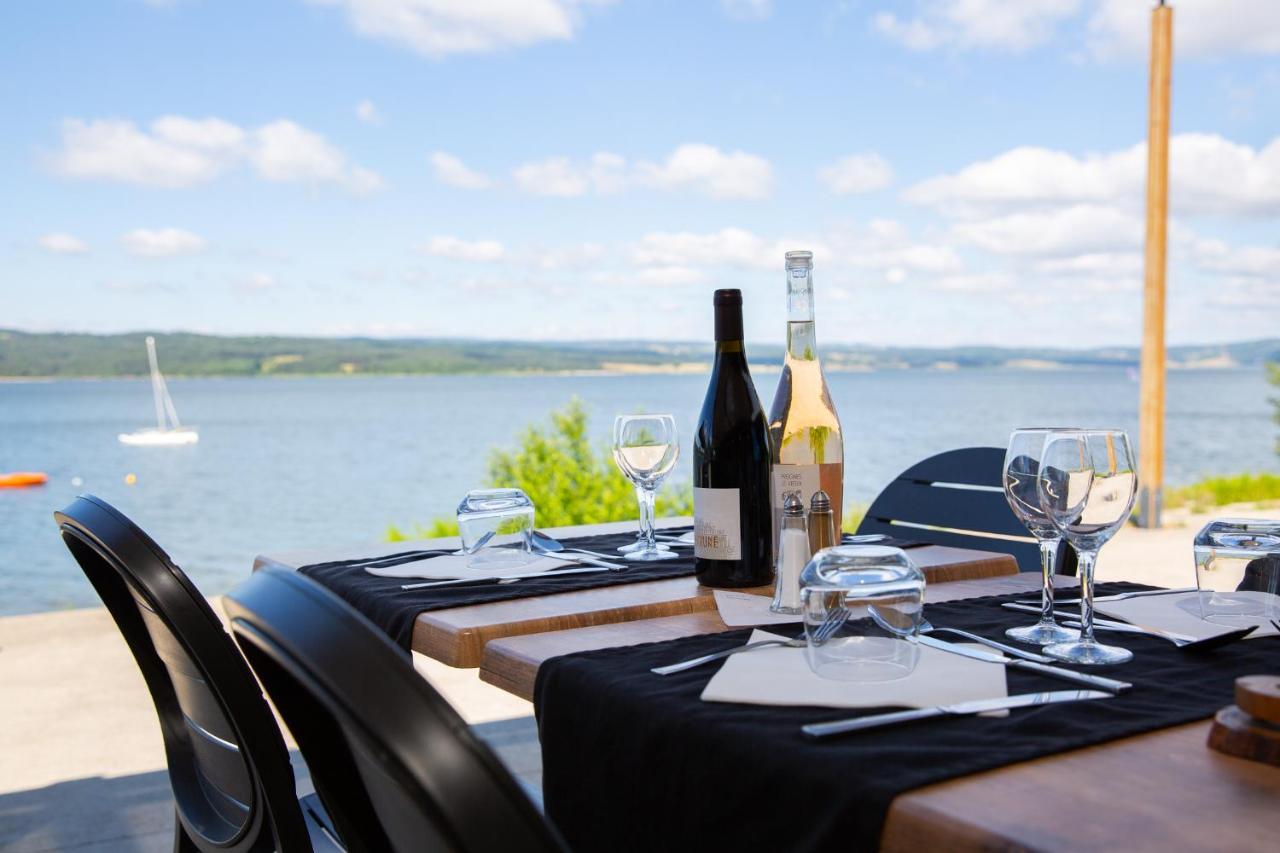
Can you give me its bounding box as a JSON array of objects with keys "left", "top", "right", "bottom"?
[{"left": 0, "top": 363, "right": 1265, "bottom": 383}]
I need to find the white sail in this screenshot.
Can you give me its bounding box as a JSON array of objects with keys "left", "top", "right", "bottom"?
[{"left": 119, "top": 336, "right": 199, "bottom": 446}]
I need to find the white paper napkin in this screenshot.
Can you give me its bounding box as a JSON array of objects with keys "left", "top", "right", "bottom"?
[
  {"left": 700, "top": 629, "right": 1008, "bottom": 710},
  {"left": 364, "top": 552, "right": 575, "bottom": 580},
  {"left": 713, "top": 590, "right": 803, "bottom": 627},
  {"left": 1095, "top": 591, "right": 1280, "bottom": 640}
]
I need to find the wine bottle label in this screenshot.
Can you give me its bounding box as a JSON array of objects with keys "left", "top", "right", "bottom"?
[
  {"left": 770, "top": 464, "right": 820, "bottom": 554},
  {"left": 693, "top": 487, "right": 742, "bottom": 560}
]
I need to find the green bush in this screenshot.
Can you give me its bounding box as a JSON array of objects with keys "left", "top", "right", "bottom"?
[
  {"left": 1165, "top": 472, "right": 1280, "bottom": 514},
  {"left": 388, "top": 399, "right": 693, "bottom": 541}
]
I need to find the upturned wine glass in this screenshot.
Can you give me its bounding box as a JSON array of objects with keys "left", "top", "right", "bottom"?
[
  {"left": 1037, "top": 429, "right": 1138, "bottom": 665},
  {"left": 613, "top": 414, "right": 680, "bottom": 562},
  {"left": 1002, "top": 428, "right": 1080, "bottom": 645}
]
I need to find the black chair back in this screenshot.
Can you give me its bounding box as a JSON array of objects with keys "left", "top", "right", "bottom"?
[
  {"left": 856, "top": 447, "right": 1075, "bottom": 574},
  {"left": 54, "top": 495, "right": 312, "bottom": 852},
  {"left": 222, "top": 567, "right": 566, "bottom": 853}
]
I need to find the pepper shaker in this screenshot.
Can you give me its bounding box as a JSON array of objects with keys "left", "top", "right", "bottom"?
[
  {"left": 771, "top": 492, "right": 810, "bottom": 614},
  {"left": 808, "top": 489, "right": 837, "bottom": 555}
]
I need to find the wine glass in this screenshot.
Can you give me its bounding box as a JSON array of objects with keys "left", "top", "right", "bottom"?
[
  {"left": 613, "top": 414, "right": 680, "bottom": 562},
  {"left": 1002, "top": 428, "right": 1079, "bottom": 645},
  {"left": 1037, "top": 429, "right": 1138, "bottom": 665}
]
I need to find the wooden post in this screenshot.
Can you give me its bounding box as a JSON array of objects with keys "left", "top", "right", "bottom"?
[{"left": 1138, "top": 2, "right": 1173, "bottom": 528}]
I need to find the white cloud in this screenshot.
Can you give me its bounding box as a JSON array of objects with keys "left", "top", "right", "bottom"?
[
  {"left": 635, "top": 266, "right": 708, "bottom": 285},
  {"left": 1035, "top": 251, "right": 1143, "bottom": 276},
  {"left": 422, "top": 235, "right": 506, "bottom": 262},
  {"left": 1088, "top": 0, "right": 1280, "bottom": 59},
  {"left": 249, "top": 120, "right": 384, "bottom": 194},
  {"left": 121, "top": 227, "right": 207, "bottom": 257},
  {"left": 512, "top": 145, "right": 772, "bottom": 199},
  {"left": 952, "top": 204, "right": 1143, "bottom": 256},
  {"left": 905, "top": 134, "right": 1280, "bottom": 218},
  {"left": 933, "top": 272, "right": 1015, "bottom": 292},
  {"left": 1193, "top": 238, "right": 1280, "bottom": 278},
  {"left": 38, "top": 233, "right": 89, "bottom": 255},
  {"left": 638, "top": 144, "right": 773, "bottom": 200},
  {"left": 632, "top": 227, "right": 777, "bottom": 269},
  {"left": 50, "top": 115, "right": 383, "bottom": 194},
  {"left": 355, "top": 99, "right": 382, "bottom": 125},
  {"left": 818, "top": 153, "right": 894, "bottom": 194},
  {"left": 721, "top": 0, "right": 771, "bottom": 22},
  {"left": 430, "top": 151, "right": 493, "bottom": 189},
  {"left": 535, "top": 242, "right": 605, "bottom": 270},
  {"left": 242, "top": 272, "right": 277, "bottom": 290},
  {"left": 51, "top": 117, "right": 243, "bottom": 188},
  {"left": 873, "top": 1, "right": 1081, "bottom": 53},
  {"left": 513, "top": 156, "right": 592, "bottom": 197},
  {"left": 311, "top": 0, "right": 607, "bottom": 58}
]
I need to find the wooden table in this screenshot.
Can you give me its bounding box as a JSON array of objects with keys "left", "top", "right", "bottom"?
[
  {"left": 256, "top": 519, "right": 1018, "bottom": 668},
  {"left": 483, "top": 572, "right": 1280, "bottom": 851}
]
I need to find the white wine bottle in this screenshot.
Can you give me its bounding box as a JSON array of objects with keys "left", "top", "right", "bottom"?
[{"left": 767, "top": 251, "right": 844, "bottom": 551}]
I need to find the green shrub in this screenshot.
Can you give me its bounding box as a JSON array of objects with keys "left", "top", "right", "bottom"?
[
  {"left": 388, "top": 399, "right": 693, "bottom": 541},
  {"left": 1269, "top": 361, "right": 1279, "bottom": 456},
  {"left": 1165, "top": 472, "right": 1280, "bottom": 513}
]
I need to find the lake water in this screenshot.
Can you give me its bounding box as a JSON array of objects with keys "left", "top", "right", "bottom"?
[{"left": 1, "top": 369, "right": 1275, "bottom": 616}]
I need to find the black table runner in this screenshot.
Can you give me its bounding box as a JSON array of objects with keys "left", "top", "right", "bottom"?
[
  {"left": 534, "top": 582, "right": 1280, "bottom": 852},
  {"left": 299, "top": 529, "right": 697, "bottom": 649}
]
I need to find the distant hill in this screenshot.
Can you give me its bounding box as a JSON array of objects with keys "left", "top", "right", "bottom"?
[{"left": 1, "top": 329, "right": 1276, "bottom": 378}]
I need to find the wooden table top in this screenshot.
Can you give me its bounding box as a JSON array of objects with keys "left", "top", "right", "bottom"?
[
  {"left": 483, "top": 572, "right": 1280, "bottom": 850},
  {"left": 480, "top": 572, "right": 1061, "bottom": 700},
  {"left": 256, "top": 519, "right": 1018, "bottom": 668}
]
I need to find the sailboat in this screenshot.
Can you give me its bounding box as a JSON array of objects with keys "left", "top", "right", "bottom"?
[{"left": 118, "top": 336, "right": 199, "bottom": 447}]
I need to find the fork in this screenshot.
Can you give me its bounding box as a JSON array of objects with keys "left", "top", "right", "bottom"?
[{"left": 650, "top": 607, "right": 850, "bottom": 676}]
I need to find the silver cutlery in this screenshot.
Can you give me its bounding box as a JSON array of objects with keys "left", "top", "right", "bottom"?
[
  {"left": 916, "top": 635, "right": 1132, "bottom": 692},
  {"left": 919, "top": 620, "right": 1054, "bottom": 663},
  {"left": 1064, "top": 619, "right": 1255, "bottom": 650},
  {"left": 651, "top": 607, "right": 850, "bottom": 676},
  {"left": 801, "top": 689, "right": 1114, "bottom": 738},
  {"left": 399, "top": 564, "right": 615, "bottom": 591},
  {"left": 531, "top": 530, "right": 630, "bottom": 563},
  {"left": 1014, "top": 587, "right": 1195, "bottom": 608},
  {"left": 1001, "top": 602, "right": 1254, "bottom": 649}
]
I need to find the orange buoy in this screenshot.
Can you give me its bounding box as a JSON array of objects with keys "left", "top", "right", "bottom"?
[{"left": 0, "top": 472, "right": 48, "bottom": 488}]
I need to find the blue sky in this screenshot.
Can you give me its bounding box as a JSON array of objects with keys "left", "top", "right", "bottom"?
[{"left": 2, "top": 0, "right": 1277, "bottom": 347}]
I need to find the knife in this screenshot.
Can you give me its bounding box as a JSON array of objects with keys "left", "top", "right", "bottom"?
[
  {"left": 917, "top": 635, "right": 1132, "bottom": 693},
  {"left": 801, "top": 689, "right": 1113, "bottom": 738},
  {"left": 1013, "top": 587, "right": 1195, "bottom": 608},
  {"left": 1001, "top": 603, "right": 1198, "bottom": 643}
]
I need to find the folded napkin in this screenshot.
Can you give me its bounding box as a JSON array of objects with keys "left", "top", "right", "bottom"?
[
  {"left": 365, "top": 552, "right": 576, "bottom": 580},
  {"left": 701, "top": 629, "right": 1008, "bottom": 710},
  {"left": 714, "top": 590, "right": 803, "bottom": 627},
  {"left": 1096, "top": 591, "right": 1280, "bottom": 640}
]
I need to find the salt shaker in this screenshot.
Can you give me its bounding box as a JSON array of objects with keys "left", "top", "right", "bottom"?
[
  {"left": 771, "top": 492, "right": 810, "bottom": 614},
  {"left": 809, "top": 489, "right": 837, "bottom": 555}
]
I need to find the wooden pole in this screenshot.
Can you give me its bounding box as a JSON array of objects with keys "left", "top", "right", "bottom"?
[{"left": 1138, "top": 2, "right": 1173, "bottom": 528}]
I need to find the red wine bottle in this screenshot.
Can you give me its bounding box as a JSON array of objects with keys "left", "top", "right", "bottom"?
[{"left": 693, "top": 289, "right": 774, "bottom": 588}]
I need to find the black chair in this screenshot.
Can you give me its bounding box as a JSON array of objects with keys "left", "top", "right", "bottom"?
[
  {"left": 222, "top": 566, "right": 567, "bottom": 853},
  {"left": 54, "top": 495, "right": 336, "bottom": 852},
  {"left": 856, "top": 447, "right": 1076, "bottom": 575}
]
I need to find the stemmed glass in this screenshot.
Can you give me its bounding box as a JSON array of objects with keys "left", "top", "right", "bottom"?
[
  {"left": 613, "top": 414, "right": 680, "bottom": 562},
  {"left": 1037, "top": 429, "right": 1138, "bottom": 665},
  {"left": 1002, "top": 429, "right": 1079, "bottom": 645}
]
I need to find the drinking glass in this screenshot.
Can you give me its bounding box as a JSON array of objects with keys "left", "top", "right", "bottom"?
[
  {"left": 613, "top": 414, "right": 680, "bottom": 562},
  {"left": 1002, "top": 428, "right": 1079, "bottom": 645},
  {"left": 1037, "top": 430, "right": 1138, "bottom": 665},
  {"left": 1192, "top": 519, "right": 1280, "bottom": 626},
  {"left": 799, "top": 545, "right": 924, "bottom": 681}
]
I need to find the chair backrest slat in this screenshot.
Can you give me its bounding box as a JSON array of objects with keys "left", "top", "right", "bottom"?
[
  {"left": 225, "top": 567, "right": 568, "bottom": 853},
  {"left": 54, "top": 495, "right": 311, "bottom": 852},
  {"left": 857, "top": 447, "right": 1075, "bottom": 575}
]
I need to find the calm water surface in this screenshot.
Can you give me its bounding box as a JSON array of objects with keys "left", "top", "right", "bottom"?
[{"left": 1, "top": 369, "right": 1275, "bottom": 615}]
